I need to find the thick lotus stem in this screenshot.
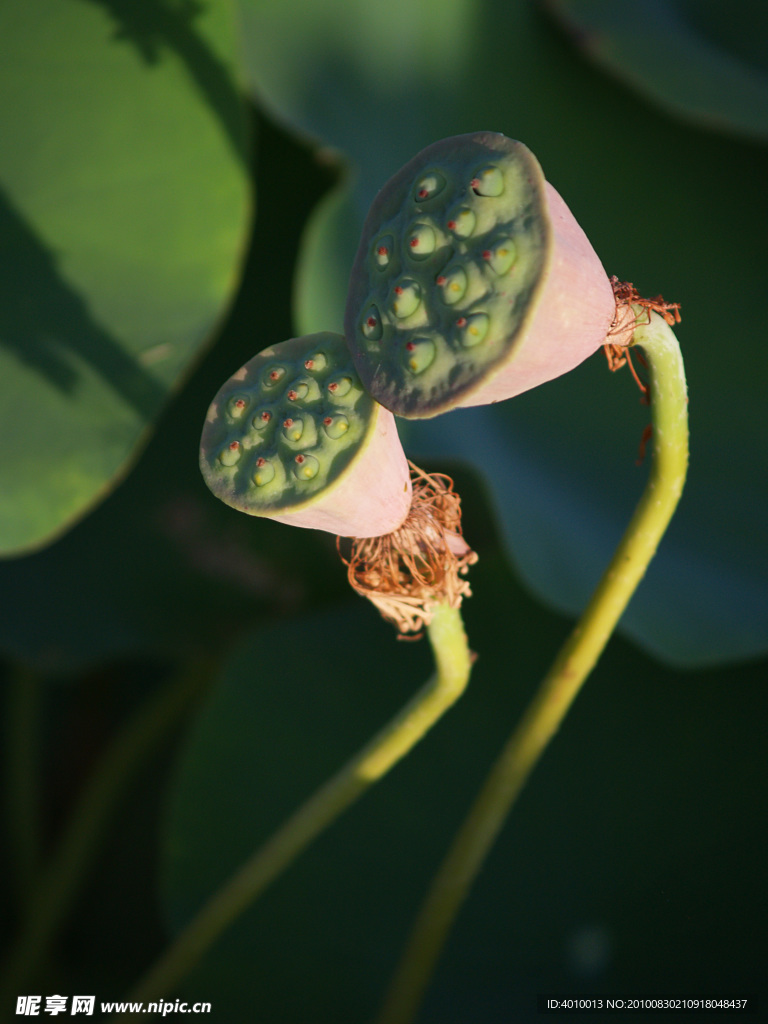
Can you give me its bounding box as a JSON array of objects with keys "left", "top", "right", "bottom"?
[{"left": 338, "top": 464, "right": 478, "bottom": 635}]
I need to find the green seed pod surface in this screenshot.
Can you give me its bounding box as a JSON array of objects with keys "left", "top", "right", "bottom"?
[
  {"left": 345, "top": 133, "right": 552, "bottom": 417},
  {"left": 200, "top": 333, "right": 411, "bottom": 536}
]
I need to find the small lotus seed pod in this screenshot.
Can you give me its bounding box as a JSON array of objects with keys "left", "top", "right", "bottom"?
[
  {"left": 345, "top": 131, "right": 626, "bottom": 418},
  {"left": 200, "top": 332, "right": 412, "bottom": 537}
]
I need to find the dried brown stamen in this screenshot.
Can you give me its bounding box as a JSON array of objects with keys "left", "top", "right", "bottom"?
[
  {"left": 605, "top": 276, "right": 681, "bottom": 400},
  {"left": 337, "top": 464, "right": 478, "bottom": 637},
  {"left": 603, "top": 342, "right": 649, "bottom": 398},
  {"left": 609, "top": 276, "right": 681, "bottom": 329}
]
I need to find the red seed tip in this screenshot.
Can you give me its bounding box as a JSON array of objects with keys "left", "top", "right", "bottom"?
[
  {"left": 260, "top": 411, "right": 271, "bottom": 421},
  {"left": 366, "top": 316, "right": 377, "bottom": 327},
  {"left": 405, "top": 342, "right": 416, "bottom": 351},
  {"left": 269, "top": 370, "right": 280, "bottom": 380},
  {"left": 447, "top": 220, "right": 456, "bottom": 230},
  {"left": 229, "top": 441, "right": 239, "bottom": 450},
  {"left": 418, "top": 188, "right": 429, "bottom": 198},
  {"left": 436, "top": 275, "right": 446, "bottom": 285},
  {"left": 287, "top": 390, "right": 298, "bottom": 401},
  {"left": 323, "top": 416, "right": 332, "bottom": 426},
  {"left": 295, "top": 454, "right": 305, "bottom": 464},
  {"left": 470, "top": 177, "right": 480, "bottom": 189},
  {"left": 234, "top": 398, "right": 246, "bottom": 408},
  {"left": 328, "top": 382, "right": 338, "bottom": 392},
  {"left": 456, "top": 317, "right": 467, "bottom": 327},
  {"left": 304, "top": 359, "right": 315, "bottom": 369},
  {"left": 377, "top": 245, "right": 388, "bottom": 256},
  {"left": 409, "top": 238, "right": 419, "bottom": 248},
  {"left": 256, "top": 457, "right": 266, "bottom": 467},
  {"left": 283, "top": 418, "right": 293, "bottom": 427},
  {"left": 482, "top": 249, "right": 492, "bottom": 260},
  {"left": 394, "top": 285, "right": 403, "bottom": 295}
]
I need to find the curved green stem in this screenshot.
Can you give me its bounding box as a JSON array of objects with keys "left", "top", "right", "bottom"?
[
  {"left": 0, "top": 660, "right": 209, "bottom": 1015},
  {"left": 114, "top": 603, "right": 472, "bottom": 1019},
  {"left": 376, "top": 311, "right": 689, "bottom": 1024}
]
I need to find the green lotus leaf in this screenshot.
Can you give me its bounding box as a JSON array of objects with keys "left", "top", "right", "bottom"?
[
  {"left": 0, "top": 0, "right": 250, "bottom": 554},
  {"left": 545, "top": 0, "right": 768, "bottom": 142},
  {"left": 0, "top": 111, "right": 336, "bottom": 673}
]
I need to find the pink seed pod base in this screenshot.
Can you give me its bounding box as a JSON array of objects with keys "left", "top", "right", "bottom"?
[{"left": 456, "top": 181, "right": 619, "bottom": 408}]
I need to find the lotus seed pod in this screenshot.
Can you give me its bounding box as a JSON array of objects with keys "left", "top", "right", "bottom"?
[
  {"left": 345, "top": 132, "right": 623, "bottom": 418},
  {"left": 200, "top": 333, "right": 412, "bottom": 537}
]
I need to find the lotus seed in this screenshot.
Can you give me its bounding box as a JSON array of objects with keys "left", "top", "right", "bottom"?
[
  {"left": 293, "top": 453, "right": 320, "bottom": 480},
  {"left": 374, "top": 235, "right": 394, "bottom": 268},
  {"left": 327, "top": 376, "right": 353, "bottom": 397},
  {"left": 485, "top": 239, "right": 516, "bottom": 275},
  {"left": 437, "top": 265, "right": 467, "bottom": 305},
  {"left": 407, "top": 224, "right": 436, "bottom": 258},
  {"left": 457, "top": 312, "right": 490, "bottom": 348},
  {"left": 446, "top": 207, "right": 476, "bottom": 238},
  {"left": 413, "top": 171, "right": 445, "bottom": 201},
  {"left": 228, "top": 396, "right": 248, "bottom": 418},
  {"left": 253, "top": 457, "right": 276, "bottom": 486},
  {"left": 322, "top": 414, "right": 349, "bottom": 439},
  {"left": 287, "top": 382, "right": 310, "bottom": 401},
  {"left": 304, "top": 351, "right": 328, "bottom": 372},
  {"left": 282, "top": 417, "right": 305, "bottom": 442},
  {"left": 218, "top": 441, "right": 241, "bottom": 466},
  {"left": 391, "top": 280, "right": 422, "bottom": 318},
  {"left": 403, "top": 338, "right": 436, "bottom": 374},
  {"left": 362, "top": 306, "right": 383, "bottom": 341},
  {"left": 264, "top": 367, "right": 286, "bottom": 388},
  {"left": 470, "top": 165, "right": 504, "bottom": 196}
]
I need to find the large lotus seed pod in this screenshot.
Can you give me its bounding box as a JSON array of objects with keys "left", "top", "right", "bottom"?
[
  {"left": 200, "top": 333, "right": 412, "bottom": 537},
  {"left": 344, "top": 132, "right": 621, "bottom": 418}
]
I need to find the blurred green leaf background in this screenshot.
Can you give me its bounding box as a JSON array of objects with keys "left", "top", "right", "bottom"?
[{"left": 1, "top": 1, "right": 766, "bottom": 1021}]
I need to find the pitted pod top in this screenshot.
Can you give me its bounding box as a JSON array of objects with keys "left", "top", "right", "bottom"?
[
  {"left": 199, "top": 333, "right": 411, "bottom": 537},
  {"left": 344, "top": 132, "right": 550, "bottom": 418}
]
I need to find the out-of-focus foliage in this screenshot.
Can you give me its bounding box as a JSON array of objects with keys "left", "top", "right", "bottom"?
[
  {"left": 0, "top": 0, "right": 249, "bottom": 554},
  {"left": 545, "top": 0, "right": 768, "bottom": 141}
]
